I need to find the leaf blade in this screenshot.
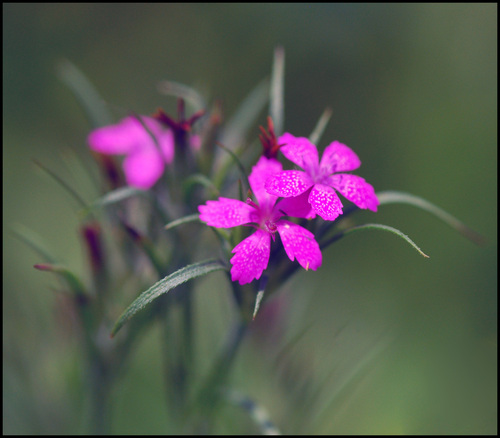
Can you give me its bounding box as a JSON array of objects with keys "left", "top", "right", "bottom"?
[
  {"left": 376, "top": 191, "right": 486, "bottom": 245},
  {"left": 321, "top": 223, "right": 430, "bottom": 258},
  {"left": 111, "top": 259, "right": 227, "bottom": 337}
]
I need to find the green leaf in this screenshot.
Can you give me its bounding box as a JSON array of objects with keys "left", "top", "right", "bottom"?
[
  {"left": 376, "top": 191, "right": 486, "bottom": 245},
  {"left": 309, "top": 107, "right": 333, "bottom": 145},
  {"left": 252, "top": 276, "right": 268, "bottom": 320},
  {"left": 270, "top": 46, "right": 285, "bottom": 136},
  {"left": 12, "top": 224, "right": 58, "bottom": 264},
  {"left": 164, "top": 213, "right": 201, "bottom": 231},
  {"left": 111, "top": 259, "right": 227, "bottom": 337},
  {"left": 85, "top": 186, "right": 146, "bottom": 214},
  {"left": 215, "top": 142, "right": 250, "bottom": 192},
  {"left": 219, "top": 78, "right": 270, "bottom": 149},
  {"left": 183, "top": 173, "right": 220, "bottom": 198},
  {"left": 321, "top": 223, "right": 430, "bottom": 258},
  {"left": 56, "top": 59, "right": 112, "bottom": 128},
  {"left": 34, "top": 263, "right": 88, "bottom": 298},
  {"left": 34, "top": 160, "right": 89, "bottom": 210},
  {"left": 222, "top": 388, "right": 281, "bottom": 435},
  {"left": 156, "top": 80, "right": 206, "bottom": 112}
]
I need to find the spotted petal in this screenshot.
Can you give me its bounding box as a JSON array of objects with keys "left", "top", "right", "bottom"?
[
  {"left": 198, "top": 197, "right": 255, "bottom": 228},
  {"left": 278, "top": 133, "right": 319, "bottom": 174},
  {"left": 319, "top": 141, "right": 361, "bottom": 175},
  {"left": 308, "top": 183, "right": 344, "bottom": 221},
  {"left": 265, "top": 170, "right": 314, "bottom": 198},
  {"left": 230, "top": 230, "right": 271, "bottom": 285},
  {"left": 277, "top": 220, "right": 322, "bottom": 271},
  {"left": 248, "top": 156, "right": 282, "bottom": 210},
  {"left": 328, "top": 174, "right": 379, "bottom": 211}
]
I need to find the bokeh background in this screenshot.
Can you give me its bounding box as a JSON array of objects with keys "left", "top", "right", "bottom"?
[{"left": 3, "top": 3, "right": 497, "bottom": 434}]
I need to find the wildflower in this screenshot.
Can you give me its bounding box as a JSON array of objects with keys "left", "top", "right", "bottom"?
[
  {"left": 199, "top": 156, "right": 322, "bottom": 285},
  {"left": 265, "top": 133, "right": 379, "bottom": 221},
  {"left": 88, "top": 115, "right": 175, "bottom": 189}
]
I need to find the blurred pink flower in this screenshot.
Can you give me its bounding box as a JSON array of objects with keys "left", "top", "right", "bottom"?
[
  {"left": 88, "top": 115, "right": 175, "bottom": 189},
  {"left": 199, "top": 156, "right": 322, "bottom": 285},
  {"left": 265, "top": 133, "right": 379, "bottom": 221}
]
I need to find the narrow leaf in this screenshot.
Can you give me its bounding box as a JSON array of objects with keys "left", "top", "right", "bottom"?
[
  {"left": 321, "top": 223, "right": 430, "bottom": 258},
  {"left": 183, "top": 173, "right": 220, "bottom": 198},
  {"left": 57, "top": 59, "right": 112, "bottom": 128},
  {"left": 216, "top": 142, "right": 250, "bottom": 191},
  {"left": 12, "top": 224, "right": 57, "bottom": 263},
  {"left": 164, "top": 213, "right": 201, "bottom": 231},
  {"left": 270, "top": 46, "right": 285, "bottom": 136},
  {"left": 309, "top": 107, "right": 333, "bottom": 145},
  {"left": 87, "top": 186, "right": 146, "bottom": 212},
  {"left": 222, "top": 388, "right": 281, "bottom": 435},
  {"left": 34, "top": 160, "right": 89, "bottom": 210},
  {"left": 111, "top": 259, "right": 227, "bottom": 337},
  {"left": 34, "top": 263, "right": 88, "bottom": 298},
  {"left": 252, "top": 276, "right": 268, "bottom": 320},
  {"left": 219, "top": 78, "right": 270, "bottom": 149},
  {"left": 377, "top": 191, "right": 486, "bottom": 245},
  {"left": 156, "top": 80, "right": 206, "bottom": 112}
]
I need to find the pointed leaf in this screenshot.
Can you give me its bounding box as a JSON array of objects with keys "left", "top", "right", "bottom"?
[
  {"left": 156, "top": 80, "right": 206, "bottom": 112},
  {"left": 270, "top": 46, "right": 285, "bottom": 136},
  {"left": 376, "top": 191, "right": 486, "bottom": 245},
  {"left": 215, "top": 141, "right": 250, "bottom": 191},
  {"left": 34, "top": 263, "right": 87, "bottom": 298},
  {"left": 86, "top": 186, "right": 146, "bottom": 213},
  {"left": 12, "top": 224, "right": 58, "bottom": 264},
  {"left": 164, "top": 213, "right": 201, "bottom": 231},
  {"left": 219, "top": 78, "right": 270, "bottom": 149},
  {"left": 57, "top": 59, "right": 112, "bottom": 128},
  {"left": 321, "top": 223, "right": 430, "bottom": 258},
  {"left": 34, "top": 160, "right": 89, "bottom": 210},
  {"left": 252, "top": 276, "right": 268, "bottom": 320},
  {"left": 111, "top": 259, "right": 227, "bottom": 337},
  {"left": 183, "top": 173, "right": 220, "bottom": 198},
  {"left": 309, "top": 107, "right": 333, "bottom": 145}
]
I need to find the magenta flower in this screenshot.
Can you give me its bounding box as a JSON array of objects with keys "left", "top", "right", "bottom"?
[
  {"left": 198, "top": 156, "right": 322, "bottom": 285},
  {"left": 88, "top": 115, "right": 175, "bottom": 189},
  {"left": 265, "top": 133, "right": 379, "bottom": 221}
]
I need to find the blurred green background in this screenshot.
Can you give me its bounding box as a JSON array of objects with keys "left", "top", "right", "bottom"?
[{"left": 3, "top": 3, "right": 496, "bottom": 434}]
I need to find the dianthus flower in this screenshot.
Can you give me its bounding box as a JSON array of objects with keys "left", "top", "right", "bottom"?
[
  {"left": 265, "top": 133, "right": 379, "bottom": 221},
  {"left": 88, "top": 115, "right": 175, "bottom": 189},
  {"left": 199, "top": 156, "right": 322, "bottom": 285}
]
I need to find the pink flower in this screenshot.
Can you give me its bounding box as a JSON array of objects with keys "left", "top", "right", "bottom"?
[
  {"left": 265, "top": 133, "right": 379, "bottom": 221},
  {"left": 199, "top": 156, "right": 322, "bottom": 285},
  {"left": 88, "top": 115, "right": 175, "bottom": 189}
]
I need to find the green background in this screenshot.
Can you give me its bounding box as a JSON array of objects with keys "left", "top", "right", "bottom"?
[{"left": 3, "top": 4, "right": 497, "bottom": 434}]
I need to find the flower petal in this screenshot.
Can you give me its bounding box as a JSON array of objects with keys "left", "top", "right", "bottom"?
[
  {"left": 123, "top": 148, "right": 165, "bottom": 189},
  {"left": 265, "top": 170, "right": 314, "bottom": 198},
  {"left": 230, "top": 230, "right": 271, "bottom": 285},
  {"left": 88, "top": 117, "right": 142, "bottom": 155},
  {"left": 248, "top": 156, "right": 282, "bottom": 210},
  {"left": 328, "top": 174, "right": 379, "bottom": 211},
  {"left": 88, "top": 116, "right": 173, "bottom": 160},
  {"left": 309, "top": 183, "right": 343, "bottom": 221},
  {"left": 277, "top": 220, "right": 322, "bottom": 271},
  {"left": 278, "top": 133, "right": 319, "bottom": 174},
  {"left": 276, "top": 190, "right": 316, "bottom": 219},
  {"left": 198, "top": 197, "right": 255, "bottom": 228},
  {"left": 319, "top": 141, "right": 361, "bottom": 175}
]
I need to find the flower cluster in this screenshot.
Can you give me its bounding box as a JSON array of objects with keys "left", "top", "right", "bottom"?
[
  {"left": 88, "top": 113, "right": 378, "bottom": 285},
  {"left": 199, "top": 131, "right": 378, "bottom": 284}
]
